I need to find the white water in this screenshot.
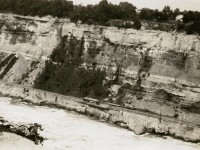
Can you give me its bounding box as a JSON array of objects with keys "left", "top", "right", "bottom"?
[{"left": 0, "top": 97, "right": 199, "bottom": 150}]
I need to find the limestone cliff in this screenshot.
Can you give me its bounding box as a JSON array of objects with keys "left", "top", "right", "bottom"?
[{"left": 1, "top": 13, "right": 200, "bottom": 125}]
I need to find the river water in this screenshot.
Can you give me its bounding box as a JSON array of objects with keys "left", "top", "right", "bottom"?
[{"left": 0, "top": 97, "right": 199, "bottom": 150}]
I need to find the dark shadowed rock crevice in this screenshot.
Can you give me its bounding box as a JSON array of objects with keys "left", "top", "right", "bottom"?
[{"left": 0, "top": 55, "right": 18, "bottom": 79}]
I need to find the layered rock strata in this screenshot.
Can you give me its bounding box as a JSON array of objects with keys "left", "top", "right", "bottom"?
[
  {"left": 0, "top": 13, "right": 200, "bottom": 143},
  {"left": 0, "top": 82, "right": 200, "bottom": 143}
]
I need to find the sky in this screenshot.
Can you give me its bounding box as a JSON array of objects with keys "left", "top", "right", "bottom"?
[{"left": 71, "top": 0, "right": 200, "bottom": 11}]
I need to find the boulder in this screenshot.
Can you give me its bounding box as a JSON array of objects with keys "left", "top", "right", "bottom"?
[
  {"left": 134, "top": 124, "right": 147, "bottom": 135},
  {"left": 109, "top": 116, "right": 124, "bottom": 123},
  {"left": 100, "top": 112, "right": 110, "bottom": 121},
  {"left": 76, "top": 106, "right": 86, "bottom": 114},
  {"left": 85, "top": 107, "right": 102, "bottom": 118},
  {"left": 129, "top": 123, "right": 147, "bottom": 135}
]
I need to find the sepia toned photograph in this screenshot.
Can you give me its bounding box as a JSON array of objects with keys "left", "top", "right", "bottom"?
[{"left": 0, "top": 0, "right": 200, "bottom": 149}]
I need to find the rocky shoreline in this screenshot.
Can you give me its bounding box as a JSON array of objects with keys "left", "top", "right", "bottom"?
[
  {"left": 0, "top": 117, "right": 44, "bottom": 144},
  {"left": 0, "top": 82, "right": 200, "bottom": 144}
]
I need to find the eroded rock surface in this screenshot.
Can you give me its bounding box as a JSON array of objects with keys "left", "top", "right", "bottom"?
[{"left": 0, "top": 13, "right": 200, "bottom": 143}]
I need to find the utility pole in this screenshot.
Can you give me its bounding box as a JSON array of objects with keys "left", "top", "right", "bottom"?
[
  {"left": 182, "top": 114, "right": 184, "bottom": 125},
  {"left": 121, "top": 103, "right": 124, "bottom": 116},
  {"left": 159, "top": 111, "right": 162, "bottom": 123}
]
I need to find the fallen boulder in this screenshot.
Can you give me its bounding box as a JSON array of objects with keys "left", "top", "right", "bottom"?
[
  {"left": 134, "top": 124, "right": 147, "bottom": 135},
  {"left": 128, "top": 122, "right": 147, "bottom": 135}
]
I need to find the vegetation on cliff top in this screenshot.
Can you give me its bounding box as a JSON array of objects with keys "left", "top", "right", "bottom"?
[
  {"left": 0, "top": 0, "right": 200, "bottom": 33},
  {"left": 0, "top": 0, "right": 141, "bottom": 29},
  {"left": 139, "top": 6, "right": 200, "bottom": 34}
]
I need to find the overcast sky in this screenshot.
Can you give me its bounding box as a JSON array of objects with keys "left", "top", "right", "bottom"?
[{"left": 71, "top": 0, "right": 200, "bottom": 11}]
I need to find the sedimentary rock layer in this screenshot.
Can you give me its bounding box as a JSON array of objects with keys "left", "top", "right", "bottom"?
[
  {"left": 0, "top": 82, "right": 200, "bottom": 143},
  {"left": 0, "top": 13, "right": 200, "bottom": 142}
]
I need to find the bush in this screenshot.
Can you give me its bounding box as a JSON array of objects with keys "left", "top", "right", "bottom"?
[
  {"left": 50, "top": 35, "right": 84, "bottom": 66},
  {"left": 186, "top": 21, "right": 200, "bottom": 35},
  {"left": 133, "top": 19, "right": 142, "bottom": 30},
  {"left": 34, "top": 63, "right": 108, "bottom": 98},
  {"left": 35, "top": 35, "right": 109, "bottom": 99}
]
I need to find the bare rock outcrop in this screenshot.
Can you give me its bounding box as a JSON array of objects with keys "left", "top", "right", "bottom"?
[
  {"left": 0, "top": 117, "right": 44, "bottom": 144},
  {"left": 0, "top": 13, "right": 200, "bottom": 144}
]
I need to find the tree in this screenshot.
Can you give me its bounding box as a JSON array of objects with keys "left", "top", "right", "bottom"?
[
  {"left": 119, "top": 2, "right": 137, "bottom": 20},
  {"left": 186, "top": 21, "right": 200, "bottom": 34},
  {"left": 153, "top": 9, "right": 161, "bottom": 21},
  {"left": 133, "top": 19, "right": 141, "bottom": 30},
  {"left": 140, "top": 8, "right": 154, "bottom": 20},
  {"left": 96, "top": 0, "right": 110, "bottom": 24},
  {"left": 173, "top": 8, "right": 180, "bottom": 19},
  {"left": 183, "top": 11, "right": 200, "bottom": 23},
  {"left": 162, "top": 5, "right": 172, "bottom": 21}
]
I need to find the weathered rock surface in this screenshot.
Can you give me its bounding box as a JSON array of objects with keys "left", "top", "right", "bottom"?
[
  {"left": 1, "top": 82, "right": 200, "bottom": 143},
  {"left": 129, "top": 123, "right": 147, "bottom": 135},
  {"left": 0, "top": 13, "right": 200, "bottom": 118},
  {"left": 0, "top": 13, "right": 200, "bottom": 143}
]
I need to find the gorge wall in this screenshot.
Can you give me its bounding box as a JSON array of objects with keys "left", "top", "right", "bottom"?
[{"left": 1, "top": 13, "right": 200, "bottom": 126}]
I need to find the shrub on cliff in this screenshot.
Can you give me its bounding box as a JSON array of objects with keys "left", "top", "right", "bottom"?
[
  {"left": 34, "top": 62, "right": 108, "bottom": 98},
  {"left": 50, "top": 35, "right": 84, "bottom": 66},
  {"left": 35, "top": 35, "right": 109, "bottom": 99}
]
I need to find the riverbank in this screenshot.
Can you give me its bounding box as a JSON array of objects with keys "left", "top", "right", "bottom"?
[
  {"left": 0, "top": 97, "right": 200, "bottom": 150},
  {"left": 0, "top": 81, "right": 200, "bottom": 143}
]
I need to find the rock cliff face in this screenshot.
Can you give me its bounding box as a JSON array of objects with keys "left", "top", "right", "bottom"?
[{"left": 1, "top": 13, "right": 200, "bottom": 125}]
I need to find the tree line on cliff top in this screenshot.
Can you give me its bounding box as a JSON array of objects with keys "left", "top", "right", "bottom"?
[
  {"left": 139, "top": 6, "right": 200, "bottom": 34},
  {"left": 0, "top": 0, "right": 199, "bottom": 34}
]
